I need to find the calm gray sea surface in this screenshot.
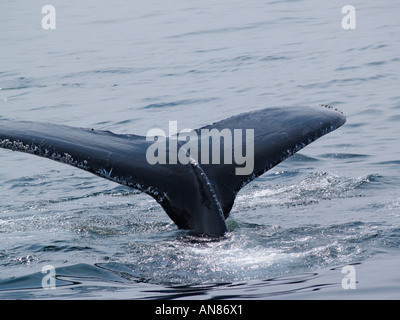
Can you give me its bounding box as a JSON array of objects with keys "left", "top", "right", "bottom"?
[{"left": 0, "top": 0, "right": 399, "bottom": 299}]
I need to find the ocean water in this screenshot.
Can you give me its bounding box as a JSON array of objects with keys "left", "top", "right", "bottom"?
[{"left": 0, "top": 0, "right": 399, "bottom": 300}]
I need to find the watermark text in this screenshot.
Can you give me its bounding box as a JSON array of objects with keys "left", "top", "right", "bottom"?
[
  {"left": 146, "top": 121, "right": 254, "bottom": 175},
  {"left": 342, "top": 5, "right": 356, "bottom": 30},
  {"left": 41, "top": 5, "right": 56, "bottom": 30},
  {"left": 341, "top": 265, "right": 356, "bottom": 290},
  {"left": 41, "top": 265, "right": 56, "bottom": 289}
]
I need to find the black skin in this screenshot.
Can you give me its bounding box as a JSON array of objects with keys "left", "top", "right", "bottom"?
[{"left": 0, "top": 105, "right": 345, "bottom": 236}]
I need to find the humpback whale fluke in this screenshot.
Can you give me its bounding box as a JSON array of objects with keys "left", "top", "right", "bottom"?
[{"left": 0, "top": 105, "right": 346, "bottom": 236}]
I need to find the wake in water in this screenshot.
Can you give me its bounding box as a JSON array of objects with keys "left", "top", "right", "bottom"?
[
  {"left": 234, "top": 171, "right": 374, "bottom": 208},
  {"left": 0, "top": 168, "right": 398, "bottom": 299},
  {"left": 89, "top": 171, "right": 386, "bottom": 285}
]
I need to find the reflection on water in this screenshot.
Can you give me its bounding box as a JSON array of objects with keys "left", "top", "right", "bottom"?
[
  {"left": 4, "top": 256, "right": 400, "bottom": 300},
  {"left": 0, "top": 262, "right": 339, "bottom": 299}
]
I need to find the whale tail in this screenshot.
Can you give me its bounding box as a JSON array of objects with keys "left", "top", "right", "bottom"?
[{"left": 0, "top": 105, "right": 345, "bottom": 236}]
